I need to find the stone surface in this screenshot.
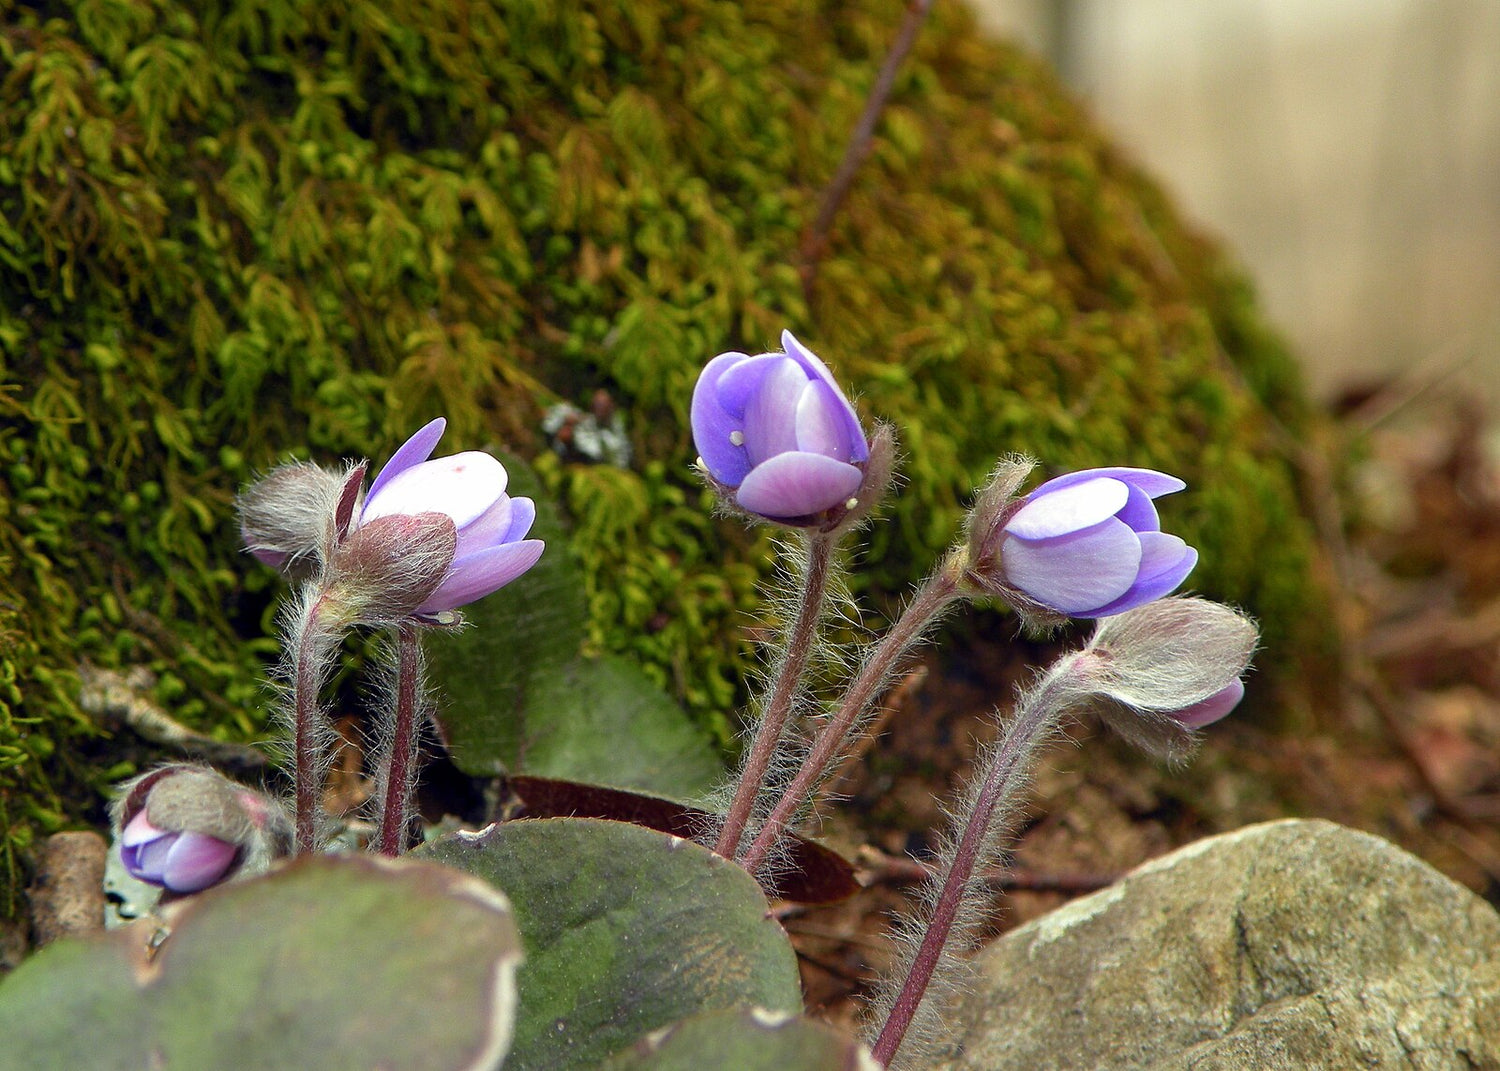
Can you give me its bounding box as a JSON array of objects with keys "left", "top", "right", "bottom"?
[
  {"left": 932, "top": 819, "right": 1500, "bottom": 1071},
  {"left": 26, "top": 832, "right": 106, "bottom": 947}
]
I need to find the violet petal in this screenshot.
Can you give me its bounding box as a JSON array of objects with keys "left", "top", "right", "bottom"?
[
  {"left": 453, "top": 494, "right": 514, "bottom": 558},
  {"left": 1113, "top": 480, "right": 1162, "bottom": 533},
  {"left": 121, "top": 810, "right": 163, "bottom": 847},
  {"left": 128, "top": 836, "right": 175, "bottom": 884},
  {"left": 691, "top": 353, "right": 754, "bottom": 486},
  {"left": 735, "top": 452, "right": 863, "bottom": 519},
  {"left": 366, "top": 418, "right": 447, "bottom": 504},
  {"left": 501, "top": 497, "right": 537, "bottom": 543},
  {"left": 741, "top": 358, "right": 807, "bottom": 465},
  {"left": 416, "top": 539, "right": 545, "bottom": 613},
  {"left": 1007, "top": 477, "right": 1130, "bottom": 539},
  {"left": 1000, "top": 517, "right": 1142, "bottom": 614},
  {"left": 1030, "top": 467, "right": 1186, "bottom": 501},
  {"left": 781, "top": 331, "right": 868, "bottom": 462},
  {"left": 1088, "top": 543, "right": 1199, "bottom": 618},
  {"left": 713, "top": 353, "right": 783, "bottom": 414},
  {"left": 1134, "top": 532, "right": 1190, "bottom": 583},
  {"left": 163, "top": 832, "right": 238, "bottom": 893},
  {"left": 1174, "top": 678, "right": 1245, "bottom": 729},
  {"left": 361, "top": 452, "right": 507, "bottom": 529},
  {"left": 795, "top": 379, "right": 859, "bottom": 461}
]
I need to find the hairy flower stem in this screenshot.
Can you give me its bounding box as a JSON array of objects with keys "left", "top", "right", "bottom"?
[
  {"left": 376, "top": 622, "right": 423, "bottom": 856},
  {"left": 871, "top": 661, "right": 1079, "bottom": 1067},
  {"left": 716, "top": 533, "right": 837, "bottom": 859},
  {"left": 292, "top": 593, "right": 330, "bottom": 856},
  {"left": 740, "top": 556, "right": 964, "bottom": 873}
]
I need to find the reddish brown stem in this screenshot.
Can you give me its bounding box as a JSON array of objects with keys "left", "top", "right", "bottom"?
[
  {"left": 716, "top": 533, "right": 836, "bottom": 858},
  {"left": 870, "top": 672, "right": 1065, "bottom": 1066},
  {"left": 376, "top": 621, "right": 422, "bottom": 856},
  {"left": 740, "top": 563, "right": 961, "bottom": 872},
  {"left": 292, "top": 595, "right": 327, "bottom": 856}
]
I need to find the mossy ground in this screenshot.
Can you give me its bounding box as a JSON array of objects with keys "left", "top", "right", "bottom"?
[{"left": 0, "top": 0, "right": 1323, "bottom": 918}]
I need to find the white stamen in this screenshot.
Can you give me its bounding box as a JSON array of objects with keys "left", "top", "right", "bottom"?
[{"left": 729, "top": 430, "right": 745, "bottom": 447}]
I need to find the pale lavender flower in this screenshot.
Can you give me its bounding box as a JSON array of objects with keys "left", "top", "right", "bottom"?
[
  {"left": 994, "top": 467, "right": 1198, "bottom": 618},
  {"left": 691, "top": 331, "right": 870, "bottom": 524},
  {"left": 355, "top": 418, "right": 544, "bottom": 616}
]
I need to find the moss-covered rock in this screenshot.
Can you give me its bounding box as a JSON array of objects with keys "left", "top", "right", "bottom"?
[{"left": 0, "top": 0, "right": 1323, "bottom": 916}]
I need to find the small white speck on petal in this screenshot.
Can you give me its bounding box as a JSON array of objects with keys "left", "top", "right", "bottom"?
[
  {"left": 729, "top": 430, "right": 745, "bottom": 446},
  {"left": 845, "top": 498, "right": 858, "bottom": 509}
]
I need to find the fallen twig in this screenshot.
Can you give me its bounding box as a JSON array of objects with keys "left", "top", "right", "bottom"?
[
  {"left": 856, "top": 844, "right": 1117, "bottom": 894},
  {"left": 78, "top": 663, "right": 269, "bottom": 773},
  {"left": 799, "top": 0, "right": 936, "bottom": 296}
]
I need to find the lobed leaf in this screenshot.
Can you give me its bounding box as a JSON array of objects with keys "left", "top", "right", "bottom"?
[
  {"left": 417, "top": 816, "right": 802, "bottom": 1071},
  {"left": 0, "top": 855, "right": 522, "bottom": 1071}
]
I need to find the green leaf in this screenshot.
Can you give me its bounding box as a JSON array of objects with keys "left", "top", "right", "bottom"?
[
  {"left": 505, "top": 653, "right": 721, "bottom": 797},
  {"left": 602, "top": 1009, "right": 879, "bottom": 1070},
  {"left": 506, "top": 776, "right": 859, "bottom": 905},
  {"left": 0, "top": 855, "right": 522, "bottom": 1071},
  {"left": 429, "top": 454, "right": 721, "bottom": 798},
  {"left": 417, "top": 817, "right": 802, "bottom": 1071}
]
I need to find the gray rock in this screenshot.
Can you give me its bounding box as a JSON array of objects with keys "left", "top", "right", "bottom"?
[{"left": 931, "top": 819, "right": 1500, "bottom": 1070}]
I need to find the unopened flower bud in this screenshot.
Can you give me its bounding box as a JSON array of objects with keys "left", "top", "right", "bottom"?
[
  {"left": 238, "top": 461, "right": 366, "bottom": 579},
  {"left": 1078, "top": 597, "right": 1257, "bottom": 760},
  {"left": 325, "top": 512, "right": 458, "bottom": 626},
  {"left": 110, "top": 765, "right": 293, "bottom": 895},
  {"left": 1172, "top": 678, "right": 1246, "bottom": 729}
]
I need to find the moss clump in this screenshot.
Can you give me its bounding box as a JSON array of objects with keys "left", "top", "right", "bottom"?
[{"left": 0, "top": 0, "right": 1324, "bottom": 916}]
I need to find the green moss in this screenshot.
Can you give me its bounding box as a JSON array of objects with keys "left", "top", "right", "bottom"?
[{"left": 0, "top": 0, "right": 1326, "bottom": 916}]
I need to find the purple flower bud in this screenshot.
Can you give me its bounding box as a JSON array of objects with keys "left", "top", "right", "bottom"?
[
  {"left": 110, "top": 765, "right": 293, "bottom": 895},
  {"left": 1081, "top": 597, "right": 1257, "bottom": 760},
  {"left": 326, "top": 512, "right": 458, "bottom": 626},
  {"left": 994, "top": 468, "right": 1198, "bottom": 618},
  {"left": 120, "top": 811, "right": 239, "bottom": 893},
  {"left": 690, "top": 330, "right": 870, "bottom": 524},
  {"left": 355, "top": 419, "right": 544, "bottom": 616}
]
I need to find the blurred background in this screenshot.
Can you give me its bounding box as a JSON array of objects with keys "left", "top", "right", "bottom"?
[{"left": 975, "top": 0, "right": 1500, "bottom": 408}]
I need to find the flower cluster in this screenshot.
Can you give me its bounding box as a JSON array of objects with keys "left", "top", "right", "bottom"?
[
  {"left": 231, "top": 420, "right": 548, "bottom": 856},
  {"left": 105, "top": 322, "right": 1256, "bottom": 1071}
]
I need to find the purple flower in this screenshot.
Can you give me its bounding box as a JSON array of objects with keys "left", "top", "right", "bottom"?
[
  {"left": 691, "top": 331, "right": 870, "bottom": 523},
  {"left": 120, "top": 810, "right": 239, "bottom": 893},
  {"left": 1171, "top": 678, "right": 1245, "bottom": 729},
  {"left": 998, "top": 467, "right": 1198, "bottom": 617},
  {"left": 112, "top": 766, "right": 292, "bottom": 894},
  {"left": 356, "top": 419, "right": 545, "bottom": 616}
]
